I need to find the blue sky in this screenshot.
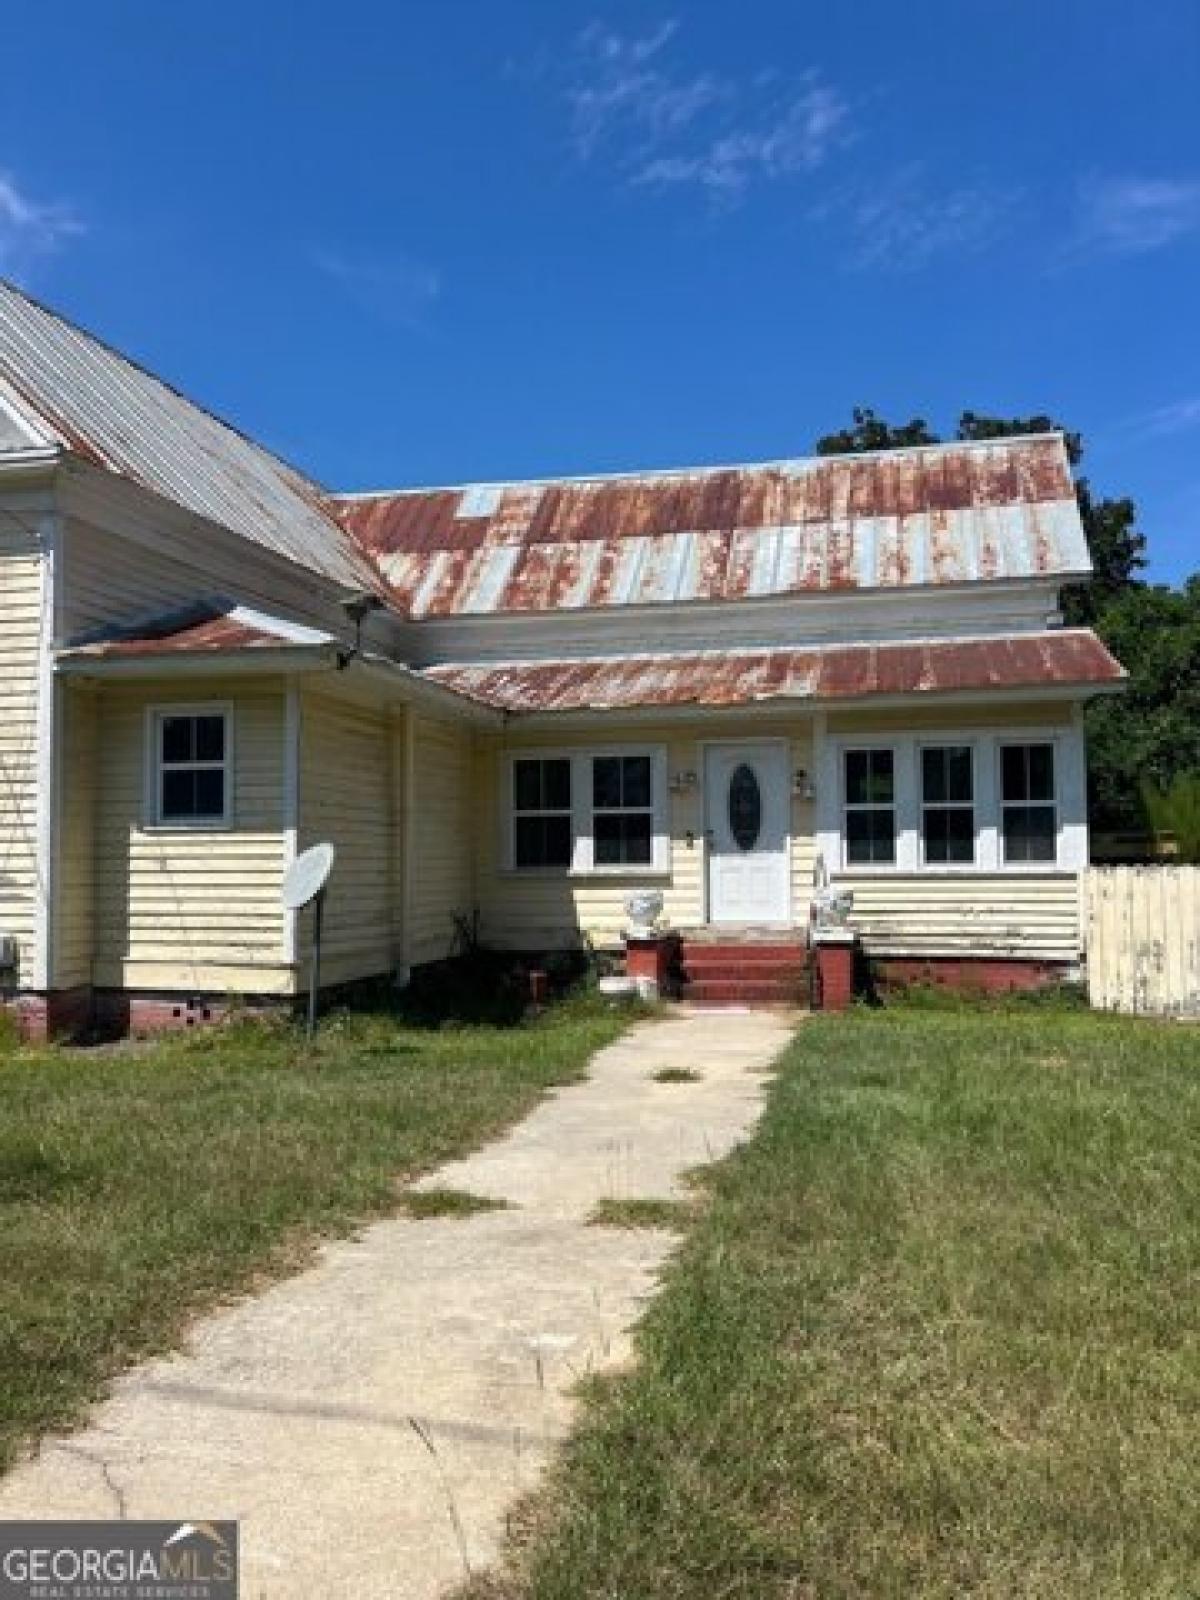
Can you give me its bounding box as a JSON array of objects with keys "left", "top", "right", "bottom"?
[{"left": 1, "top": 0, "right": 1197, "bottom": 583}]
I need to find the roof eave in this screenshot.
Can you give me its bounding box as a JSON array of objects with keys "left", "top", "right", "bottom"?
[
  {"left": 507, "top": 677, "right": 1127, "bottom": 728},
  {"left": 54, "top": 642, "right": 504, "bottom": 725}
]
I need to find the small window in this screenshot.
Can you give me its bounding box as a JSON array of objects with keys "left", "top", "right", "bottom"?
[
  {"left": 592, "top": 754, "right": 653, "bottom": 866},
  {"left": 921, "top": 744, "right": 975, "bottom": 864},
  {"left": 844, "top": 748, "right": 895, "bottom": 865},
  {"left": 1001, "top": 743, "right": 1057, "bottom": 863},
  {"left": 513, "top": 758, "right": 572, "bottom": 869},
  {"left": 153, "top": 710, "right": 229, "bottom": 825}
]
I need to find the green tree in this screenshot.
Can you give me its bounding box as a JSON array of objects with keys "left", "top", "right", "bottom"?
[{"left": 816, "top": 407, "right": 939, "bottom": 455}]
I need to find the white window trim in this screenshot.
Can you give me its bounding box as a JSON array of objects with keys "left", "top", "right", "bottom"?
[
  {"left": 509, "top": 754, "right": 574, "bottom": 872},
  {"left": 502, "top": 746, "right": 669, "bottom": 876},
  {"left": 143, "top": 702, "right": 234, "bottom": 831},
  {"left": 817, "top": 722, "right": 1085, "bottom": 875},
  {"left": 918, "top": 740, "right": 979, "bottom": 868},
  {"left": 998, "top": 738, "right": 1059, "bottom": 868},
  {"left": 841, "top": 745, "right": 900, "bottom": 869}
]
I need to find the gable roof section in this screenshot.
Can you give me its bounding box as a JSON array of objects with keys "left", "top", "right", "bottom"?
[
  {"left": 335, "top": 436, "right": 1090, "bottom": 619},
  {"left": 0, "top": 279, "right": 380, "bottom": 592},
  {"left": 424, "top": 630, "right": 1124, "bottom": 713},
  {"left": 57, "top": 601, "right": 337, "bottom": 660}
]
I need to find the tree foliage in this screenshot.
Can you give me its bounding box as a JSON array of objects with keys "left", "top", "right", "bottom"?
[
  {"left": 814, "top": 409, "right": 1191, "bottom": 835},
  {"left": 1141, "top": 770, "right": 1200, "bottom": 864}
]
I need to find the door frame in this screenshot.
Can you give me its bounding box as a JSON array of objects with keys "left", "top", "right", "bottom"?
[{"left": 700, "top": 738, "right": 794, "bottom": 926}]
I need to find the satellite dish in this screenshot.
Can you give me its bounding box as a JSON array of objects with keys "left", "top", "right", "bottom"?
[{"left": 282, "top": 843, "right": 335, "bottom": 912}]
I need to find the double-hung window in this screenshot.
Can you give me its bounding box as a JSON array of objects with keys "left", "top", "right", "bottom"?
[
  {"left": 592, "top": 755, "right": 653, "bottom": 866},
  {"left": 512, "top": 757, "right": 573, "bottom": 869},
  {"left": 151, "top": 708, "right": 230, "bottom": 826},
  {"left": 843, "top": 748, "right": 896, "bottom": 865},
  {"left": 921, "top": 744, "right": 975, "bottom": 864},
  {"left": 508, "top": 748, "right": 665, "bottom": 873},
  {"left": 1001, "top": 742, "right": 1057, "bottom": 863}
]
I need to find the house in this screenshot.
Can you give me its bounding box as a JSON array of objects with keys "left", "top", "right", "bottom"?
[{"left": 0, "top": 280, "right": 1126, "bottom": 1035}]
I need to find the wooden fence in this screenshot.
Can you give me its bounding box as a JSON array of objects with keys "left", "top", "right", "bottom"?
[{"left": 1085, "top": 866, "right": 1200, "bottom": 1017}]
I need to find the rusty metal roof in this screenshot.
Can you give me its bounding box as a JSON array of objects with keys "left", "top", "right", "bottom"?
[
  {"left": 0, "top": 279, "right": 380, "bottom": 593},
  {"left": 335, "top": 436, "right": 1090, "bottom": 618},
  {"left": 423, "top": 630, "right": 1124, "bottom": 712},
  {"left": 57, "top": 602, "right": 337, "bottom": 660}
]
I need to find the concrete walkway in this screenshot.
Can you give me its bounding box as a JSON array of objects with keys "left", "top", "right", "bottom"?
[{"left": 0, "top": 1010, "right": 793, "bottom": 1597}]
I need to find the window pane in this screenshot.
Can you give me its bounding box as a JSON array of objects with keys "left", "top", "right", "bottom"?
[
  {"left": 924, "top": 806, "right": 974, "bottom": 863},
  {"left": 194, "top": 715, "right": 225, "bottom": 762},
  {"left": 846, "top": 807, "right": 895, "bottom": 864},
  {"left": 922, "top": 746, "right": 947, "bottom": 804},
  {"left": 1028, "top": 743, "right": 1055, "bottom": 801},
  {"left": 595, "top": 813, "right": 652, "bottom": 866},
  {"left": 514, "top": 760, "right": 542, "bottom": 811},
  {"left": 193, "top": 768, "right": 225, "bottom": 818},
  {"left": 1003, "top": 805, "right": 1056, "bottom": 863},
  {"left": 845, "top": 750, "right": 869, "bottom": 805},
  {"left": 1002, "top": 744, "right": 1027, "bottom": 802},
  {"left": 516, "top": 814, "right": 572, "bottom": 869},
  {"left": 944, "top": 745, "right": 972, "bottom": 802},
  {"left": 161, "top": 769, "right": 194, "bottom": 819},
  {"left": 161, "top": 716, "right": 193, "bottom": 764},
  {"left": 623, "top": 756, "right": 652, "bottom": 808},
  {"left": 543, "top": 759, "right": 571, "bottom": 811},
  {"left": 592, "top": 756, "right": 621, "bottom": 809},
  {"left": 866, "top": 750, "right": 894, "bottom": 804}
]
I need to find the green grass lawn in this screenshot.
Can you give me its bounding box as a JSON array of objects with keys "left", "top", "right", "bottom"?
[
  {"left": 0, "top": 998, "right": 631, "bottom": 1475},
  {"left": 476, "top": 1009, "right": 1200, "bottom": 1600}
]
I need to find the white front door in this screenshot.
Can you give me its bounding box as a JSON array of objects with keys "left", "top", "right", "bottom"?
[{"left": 705, "top": 743, "right": 791, "bottom": 924}]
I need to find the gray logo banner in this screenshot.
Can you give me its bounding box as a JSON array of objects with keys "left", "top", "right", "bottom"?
[{"left": 0, "top": 1521, "right": 238, "bottom": 1599}]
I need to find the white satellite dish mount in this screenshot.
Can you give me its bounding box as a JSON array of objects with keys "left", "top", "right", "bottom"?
[{"left": 282, "top": 843, "right": 336, "bottom": 1037}]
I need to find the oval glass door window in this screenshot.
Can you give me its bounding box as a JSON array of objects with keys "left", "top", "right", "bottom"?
[{"left": 728, "top": 764, "right": 762, "bottom": 851}]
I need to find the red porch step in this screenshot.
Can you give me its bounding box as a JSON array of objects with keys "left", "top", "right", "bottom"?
[{"left": 677, "top": 937, "right": 809, "bottom": 1008}]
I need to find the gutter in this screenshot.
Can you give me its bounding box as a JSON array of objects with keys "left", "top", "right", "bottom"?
[{"left": 53, "top": 641, "right": 505, "bottom": 726}]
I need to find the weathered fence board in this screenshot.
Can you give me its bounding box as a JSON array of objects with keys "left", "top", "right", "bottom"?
[{"left": 1085, "top": 866, "right": 1200, "bottom": 1016}]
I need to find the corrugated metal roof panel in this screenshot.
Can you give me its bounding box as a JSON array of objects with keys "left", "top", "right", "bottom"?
[
  {"left": 0, "top": 280, "right": 379, "bottom": 592},
  {"left": 58, "top": 602, "right": 336, "bottom": 659},
  {"left": 335, "top": 437, "right": 1090, "bottom": 618},
  {"left": 422, "top": 630, "right": 1124, "bottom": 712}
]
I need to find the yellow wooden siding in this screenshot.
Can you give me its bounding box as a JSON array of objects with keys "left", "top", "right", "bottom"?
[
  {"left": 0, "top": 542, "right": 43, "bottom": 987},
  {"left": 839, "top": 873, "right": 1080, "bottom": 958},
  {"left": 54, "top": 685, "right": 97, "bottom": 988},
  {"left": 409, "top": 717, "right": 474, "bottom": 965},
  {"left": 297, "top": 690, "right": 395, "bottom": 985},
  {"left": 474, "top": 719, "right": 816, "bottom": 949},
  {"left": 92, "top": 679, "right": 291, "bottom": 993}
]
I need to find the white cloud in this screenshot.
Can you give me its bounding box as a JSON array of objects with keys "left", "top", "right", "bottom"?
[
  {"left": 636, "top": 80, "right": 849, "bottom": 195},
  {"left": 1122, "top": 396, "right": 1200, "bottom": 438},
  {"left": 311, "top": 246, "right": 440, "bottom": 329},
  {"left": 829, "top": 167, "right": 1022, "bottom": 270},
  {"left": 562, "top": 22, "right": 850, "bottom": 201},
  {"left": 0, "top": 171, "right": 83, "bottom": 281},
  {"left": 1077, "top": 176, "right": 1200, "bottom": 254}
]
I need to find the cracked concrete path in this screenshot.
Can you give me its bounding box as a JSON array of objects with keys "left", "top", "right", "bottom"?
[{"left": 0, "top": 1009, "right": 794, "bottom": 1597}]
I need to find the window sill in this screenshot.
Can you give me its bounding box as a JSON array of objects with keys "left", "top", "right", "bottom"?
[
  {"left": 834, "top": 865, "right": 1073, "bottom": 878},
  {"left": 141, "top": 819, "right": 234, "bottom": 835}
]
